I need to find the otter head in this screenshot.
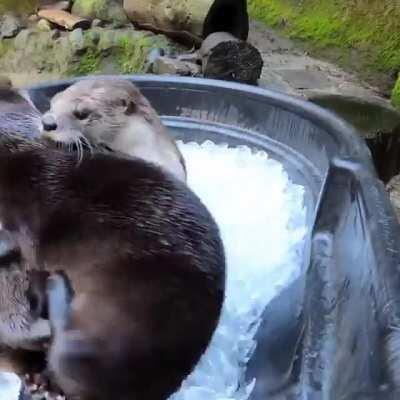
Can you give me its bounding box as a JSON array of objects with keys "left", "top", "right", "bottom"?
[
  {"left": 41, "top": 78, "right": 187, "bottom": 182},
  {"left": 0, "top": 231, "right": 50, "bottom": 351}
]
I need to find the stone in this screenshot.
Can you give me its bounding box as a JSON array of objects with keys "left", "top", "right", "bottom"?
[
  {"left": 14, "top": 28, "right": 36, "bottom": 49},
  {"left": 39, "top": 0, "right": 71, "bottom": 11},
  {"left": 69, "top": 28, "right": 86, "bottom": 54},
  {"left": 50, "top": 29, "right": 61, "bottom": 39},
  {"left": 0, "top": 75, "right": 12, "bottom": 88},
  {"left": 0, "top": 0, "right": 39, "bottom": 14},
  {"left": 123, "top": 0, "right": 211, "bottom": 38},
  {"left": 91, "top": 18, "right": 106, "bottom": 28},
  {"left": 38, "top": 9, "right": 91, "bottom": 30},
  {"left": 37, "top": 18, "right": 52, "bottom": 31},
  {"left": 72, "top": 0, "right": 128, "bottom": 23},
  {"left": 0, "top": 14, "right": 24, "bottom": 39},
  {"left": 152, "top": 56, "right": 201, "bottom": 76},
  {"left": 274, "top": 69, "right": 334, "bottom": 90},
  {"left": 28, "top": 14, "right": 40, "bottom": 23}
]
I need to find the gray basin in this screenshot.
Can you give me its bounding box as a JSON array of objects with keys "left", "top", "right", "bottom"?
[{"left": 26, "top": 75, "right": 400, "bottom": 400}]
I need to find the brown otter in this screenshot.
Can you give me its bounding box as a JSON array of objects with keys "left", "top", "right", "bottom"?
[
  {"left": 0, "top": 133, "right": 225, "bottom": 400},
  {"left": 0, "top": 86, "right": 42, "bottom": 138},
  {"left": 41, "top": 77, "right": 187, "bottom": 182}
]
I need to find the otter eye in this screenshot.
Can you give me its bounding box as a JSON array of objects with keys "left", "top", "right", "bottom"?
[{"left": 73, "top": 108, "right": 91, "bottom": 120}]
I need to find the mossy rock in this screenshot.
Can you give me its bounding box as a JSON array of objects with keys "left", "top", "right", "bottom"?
[
  {"left": 0, "top": 25, "right": 172, "bottom": 85},
  {"left": 0, "top": 0, "right": 38, "bottom": 14},
  {"left": 392, "top": 75, "right": 400, "bottom": 110},
  {"left": 248, "top": 0, "right": 400, "bottom": 91},
  {"left": 72, "top": 0, "right": 128, "bottom": 23}
]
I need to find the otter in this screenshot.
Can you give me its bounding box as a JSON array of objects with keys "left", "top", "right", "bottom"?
[
  {"left": 0, "top": 133, "right": 225, "bottom": 400},
  {"left": 0, "top": 86, "right": 42, "bottom": 138},
  {"left": 41, "top": 77, "right": 187, "bottom": 182}
]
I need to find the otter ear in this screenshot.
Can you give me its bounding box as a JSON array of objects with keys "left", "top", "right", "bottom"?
[{"left": 121, "top": 99, "right": 136, "bottom": 115}]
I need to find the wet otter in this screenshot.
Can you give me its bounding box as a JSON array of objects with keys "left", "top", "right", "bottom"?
[
  {"left": 0, "top": 86, "right": 42, "bottom": 138},
  {"left": 41, "top": 77, "right": 187, "bottom": 182},
  {"left": 0, "top": 133, "right": 225, "bottom": 399}
]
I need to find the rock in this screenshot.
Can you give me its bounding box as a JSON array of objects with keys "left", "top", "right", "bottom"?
[
  {"left": 0, "top": 14, "right": 24, "bottom": 39},
  {"left": 38, "top": 9, "right": 91, "bottom": 30},
  {"left": 14, "top": 28, "right": 36, "bottom": 50},
  {"left": 123, "top": 0, "right": 211, "bottom": 46},
  {"left": 50, "top": 29, "right": 61, "bottom": 40},
  {"left": 28, "top": 14, "right": 40, "bottom": 23},
  {"left": 72, "top": 0, "right": 128, "bottom": 23},
  {"left": 0, "top": 75, "right": 12, "bottom": 88},
  {"left": 153, "top": 56, "right": 201, "bottom": 76},
  {"left": 0, "top": 0, "right": 39, "bottom": 14},
  {"left": 91, "top": 18, "right": 106, "bottom": 28},
  {"left": 69, "top": 28, "right": 86, "bottom": 54},
  {"left": 124, "top": 0, "right": 248, "bottom": 47},
  {"left": 37, "top": 18, "right": 52, "bottom": 31},
  {"left": 39, "top": 0, "right": 71, "bottom": 11}
]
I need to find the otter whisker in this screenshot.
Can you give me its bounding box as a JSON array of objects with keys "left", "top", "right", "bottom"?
[
  {"left": 80, "top": 135, "right": 94, "bottom": 158},
  {"left": 74, "top": 138, "right": 83, "bottom": 166}
]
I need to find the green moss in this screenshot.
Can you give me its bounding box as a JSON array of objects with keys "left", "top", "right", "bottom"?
[
  {"left": 116, "top": 35, "right": 167, "bottom": 74},
  {"left": 0, "top": 0, "right": 38, "bottom": 14},
  {"left": 0, "top": 39, "right": 13, "bottom": 59},
  {"left": 391, "top": 76, "right": 400, "bottom": 109},
  {"left": 72, "top": 0, "right": 128, "bottom": 23},
  {"left": 248, "top": 0, "right": 400, "bottom": 73},
  {"left": 68, "top": 47, "right": 102, "bottom": 76}
]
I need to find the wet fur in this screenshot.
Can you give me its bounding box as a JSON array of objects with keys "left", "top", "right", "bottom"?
[
  {"left": 0, "top": 88, "right": 42, "bottom": 138},
  {"left": 0, "top": 133, "right": 225, "bottom": 399}
]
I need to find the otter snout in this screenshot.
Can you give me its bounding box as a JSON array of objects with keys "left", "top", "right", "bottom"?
[{"left": 41, "top": 113, "right": 58, "bottom": 132}]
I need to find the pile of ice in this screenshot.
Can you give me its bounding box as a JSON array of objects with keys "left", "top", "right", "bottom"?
[
  {"left": 0, "top": 373, "right": 22, "bottom": 400},
  {"left": 170, "top": 140, "right": 308, "bottom": 400}
]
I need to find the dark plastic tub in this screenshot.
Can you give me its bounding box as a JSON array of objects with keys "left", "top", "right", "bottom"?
[{"left": 26, "top": 75, "right": 400, "bottom": 400}]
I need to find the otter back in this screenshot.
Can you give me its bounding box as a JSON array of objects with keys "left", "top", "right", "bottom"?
[{"left": 0, "top": 134, "right": 225, "bottom": 400}]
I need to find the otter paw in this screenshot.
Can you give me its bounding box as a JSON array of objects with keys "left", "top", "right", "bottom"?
[{"left": 46, "top": 271, "right": 74, "bottom": 334}]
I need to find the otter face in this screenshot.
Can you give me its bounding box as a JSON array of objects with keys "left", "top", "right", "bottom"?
[
  {"left": 41, "top": 79, "right": 144, "bottom": 150},
  {"left": 41, "top": 78, "right": 187, "bottom": 181}
]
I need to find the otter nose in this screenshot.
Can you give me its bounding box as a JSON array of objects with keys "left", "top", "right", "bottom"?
[{"left": 42, "top": 114, "right": 57, "bottom": 132}]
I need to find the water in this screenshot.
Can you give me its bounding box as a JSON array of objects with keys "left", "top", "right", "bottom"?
[
  {"left": 0, "top": 141, "right": 308, "bottom": 400},
  {"left": 170, "top": 141, "right": 307, "bottom": 400}
]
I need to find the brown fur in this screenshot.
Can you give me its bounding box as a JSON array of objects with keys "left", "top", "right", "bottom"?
[
  {"left": 0, "top": 87, "right": 42, "bottom": 138},
  {"left": 0, "top": 133, "right": 225, "bottom": 399}
]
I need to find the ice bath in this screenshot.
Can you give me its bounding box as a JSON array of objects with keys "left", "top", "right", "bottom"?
[{"left": 171, "top": 140, "right": 307, "bottom": 400}]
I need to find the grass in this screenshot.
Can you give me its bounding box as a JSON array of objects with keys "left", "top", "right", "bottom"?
[
  {"left": 248, "top": 0, "right": 400, "bottom": 84},
  {"left": 391, "top": 76, "right": 400, "bottom": 109}
]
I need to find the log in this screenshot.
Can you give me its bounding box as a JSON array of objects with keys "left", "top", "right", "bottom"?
[
  {"left": 200, "top": 32, "right": 263, "bottom": 85},
  {"left": 123, "top": 0, "right": 249, "bottom": 47},
  {"left": 38, "top": 9, "right": 90, "bottom": 30}
]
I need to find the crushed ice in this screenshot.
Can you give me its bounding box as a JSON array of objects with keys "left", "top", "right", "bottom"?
[
  {"left": 0, "top": 141, "right": 307, "bottom": 400},
  {"left": 170, "top": 140, "right": 307, "bottom": 400}
]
